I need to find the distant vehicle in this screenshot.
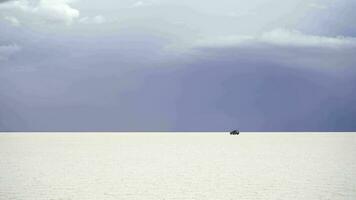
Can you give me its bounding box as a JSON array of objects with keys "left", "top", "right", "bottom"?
[{"left": 230, "top": 130, "right": 240, "bottom": 135}]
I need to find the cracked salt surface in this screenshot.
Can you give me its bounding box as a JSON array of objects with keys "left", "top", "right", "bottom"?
[{"left": 0, "top": 133, "right": 355, "bottom": 200}]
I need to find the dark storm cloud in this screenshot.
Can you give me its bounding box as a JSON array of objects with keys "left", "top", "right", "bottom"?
[
  {"left": 104, "top": 42, "right": 356, "bottom": 131},
  {"left": 0, "top": 0, "right": 13, "bottom": 3},
  {"left": 170, "top": 45, "right": 356, "bottom": 131},
  {"left": 1, "top": 23, "right": 356, "bottom": 131}
]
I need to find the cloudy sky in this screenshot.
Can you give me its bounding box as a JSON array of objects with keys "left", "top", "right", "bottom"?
[{"left": 1, "top": 0, "right": 356, "bottom": 131}]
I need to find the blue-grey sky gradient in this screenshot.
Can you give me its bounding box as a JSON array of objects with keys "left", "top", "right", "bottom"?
[{"left": 1, "top": 0, "right": 356, "bottom": 131}]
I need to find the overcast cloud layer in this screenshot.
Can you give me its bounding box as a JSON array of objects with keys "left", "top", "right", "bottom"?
[{"left": 1, "top": 0, "right": 356, "bottom": 131}]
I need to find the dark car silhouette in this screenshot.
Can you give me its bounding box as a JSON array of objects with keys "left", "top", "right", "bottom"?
[{"left": 230, "top": 130, "right": 240, "bottom": 135}]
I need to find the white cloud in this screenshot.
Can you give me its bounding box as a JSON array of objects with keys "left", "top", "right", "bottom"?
[
  {"left": 3, "top": 16, "right": 20, "bottom": 26},
  {"left": 78, "top": 15, "right": 106, "bottom": 24},
  {"left": 0, "top": 44, "right": 21, "bottom": 60},
  {"left": 131, "top": 0, "right": 156, "bottom": 7},
  {"left": 260, "top": 29, "right": 356, "bottom": 47},
  {"left": 308, "top": 3, "right": 327, "bottom": 10},
  {"left": 194, "top": 29, "right": 356, "bottom": 48},
  {"left": 35, "top": 0, "right": 80, "bottom": 24},
  {"left": 194, "top": 35, "right": 254, "bottom": 47},
  {"left": 0, "top": 0, "right": 80, "bottom": 25},
  {"left": 132, "top": 1, "right": 144, "bottom": 7}
]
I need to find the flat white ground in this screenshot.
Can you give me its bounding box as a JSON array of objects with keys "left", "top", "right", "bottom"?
[{"left": 0, "top": 133, "right": 355, "bottom": 200}]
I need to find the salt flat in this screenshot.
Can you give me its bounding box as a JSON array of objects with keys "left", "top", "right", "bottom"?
[{"left": 0, "top": 133, "right": 355, "bottom": 200}]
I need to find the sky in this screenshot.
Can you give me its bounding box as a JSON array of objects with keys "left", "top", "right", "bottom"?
[{"left": 1, "top": 0, "right": 356, "bottom": 131}]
